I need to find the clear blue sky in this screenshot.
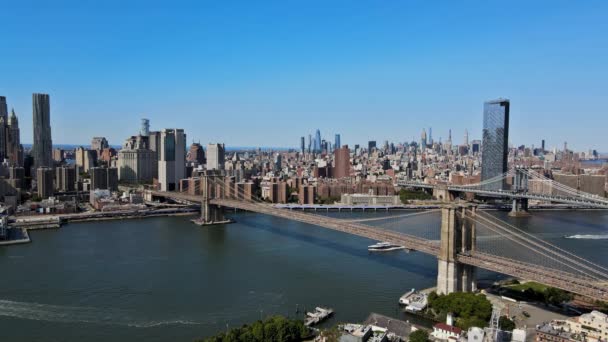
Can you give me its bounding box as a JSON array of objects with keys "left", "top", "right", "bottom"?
[{"left": 1, "top": 0, "right": 607, "bottom": 151}]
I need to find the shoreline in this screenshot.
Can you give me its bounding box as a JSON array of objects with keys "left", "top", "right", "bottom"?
[{"left": 0, "top": 209, "right": 198, "bottom": 246}]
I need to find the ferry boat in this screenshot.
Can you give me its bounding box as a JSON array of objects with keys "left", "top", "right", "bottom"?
[{"left": 368, "top": 242, "right": 406, "bottom": 252}]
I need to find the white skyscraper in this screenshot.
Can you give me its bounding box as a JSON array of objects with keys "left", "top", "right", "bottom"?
[{"left": 206, "top": 143, "right": 225, "bottom": 170}]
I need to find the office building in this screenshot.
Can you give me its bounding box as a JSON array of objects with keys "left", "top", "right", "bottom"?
[
  {"left": 273, "top": 153, "right": 282, "bottom": 173},
  {"left": 32, "top": 93, "right": 53, "bottom": 171},
  {"left": 368, "top": 141, "right": 376, "bottom": 152},
  {"left": 186, "top": 142, "right": 205, "bottom": 165},
  {"left": 89, "top": 166, "right": 118, "bottom": 191},
  {"left": 471, "top": 140, "right": 481, "bottom": 154},
  {"left": 55, "top": 166, "right": 76, "bottom": 192},
  {"left": 300, "top": 136, "right": 305, "bottom": 154},
  {"left": 140, "top": 118, "right": 150, "bottom": 136},
  {"left": 5, "top": 109, "right": 22, "bottom": 166},
  {"left": 333, "top": 145, "right": 350, "bottom": 179},
  {"left": 307, "top": 134, "right": 312, "bottom": 153},
  {"left": 420, "top": 129, "right": 427, "bottom": 151},
  {"left": 147, "top": 130, "right": 161, "bottom": 178},
  {"left": 8, "top": 166, "right": 25, "bottom": 190},
  {"left": 158, "top": 128, "right": 186, "bottom": 191},
  {"left": 107, "top": 167, "right": 118, "bottom": 191},
  {"left": 206, "top": 143, "right": 225, "bottom": 170},
  {"left": 0, "top": 99, "right": 23, "bottom": 166},
  {"left": 0, "top": 96, "right": 6, "bottom": 121},
  {"left": 334, "top": 134, "right": 341, "bottom": 152},
  {"left": 313, "top": 129, "right": 322, "bottom": 153},
  {"left": 0, "top": 98, "right": 21, "bottom": 165},
  {"left": 99, "top": 148, "right": 117, "bottom": 163},
  {"left": 91, "top": 137, "right": 109, "bottom": 151},
  {"left": 75, "top": 147, "right": 97, "bottom": 172},
  {"left": 0, "top": 96, "right": 7, "bottom": 160},
  {"left": 90, "top": 167, "right": 108, "bottom": 190},
  {"left": 36, "top": 167, "right": 54, "bottom": 199},
  {"left": 481, "top": 98, "right": 510, "bottom": 191},
  {"left": 117, "top": 135, "right": 157, "bottom": 183},
  {"left": 53, "top": 148, "right": 64, "bottom": 163}
]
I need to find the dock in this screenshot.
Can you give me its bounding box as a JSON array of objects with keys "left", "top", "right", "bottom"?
[
  {"left": 398, "top": 289, "right": 428, "bottom": 312},
  {"left": 304, "top": 307, "right": 334, "bottom": 326}
]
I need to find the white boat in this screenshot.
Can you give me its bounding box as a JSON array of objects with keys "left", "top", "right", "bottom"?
[{"left": 368, "top": 242, "right": 406, "bottom": 252}]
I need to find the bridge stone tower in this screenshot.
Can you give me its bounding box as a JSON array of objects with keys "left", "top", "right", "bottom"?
[
  {"left": 195, "top": 170, "right": 231, "bottom": 226},
  {"left": 437, "top": 204, "right": 477, "bottom": 294},
  {"left": 509, "top": 167, "right": 530, "bottom": 217}
]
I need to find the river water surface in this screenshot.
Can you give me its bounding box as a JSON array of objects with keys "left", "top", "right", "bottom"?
[{"left": 0, "top": 210, "right": 607, "bottom": 341}]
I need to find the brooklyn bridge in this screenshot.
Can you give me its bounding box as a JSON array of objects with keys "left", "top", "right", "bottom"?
[{"left": 146, "top": 169, "right": 608, "bottom": 302}]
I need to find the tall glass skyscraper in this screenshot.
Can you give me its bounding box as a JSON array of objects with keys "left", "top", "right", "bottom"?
[
  {"left": 32, "top": 93, "right": 53, "bottom": 172},
  {"left": 300, "top": 136, "right": 305, "bottom": 154},
  {"left": 481, "top": 99, "right": 510, "bottom": 191},
  {"left": 314, "top": 129, "right": 322, "bottom": 153},
  {"left": 334, "top": 134, "right": 341, "bottom": 149}
]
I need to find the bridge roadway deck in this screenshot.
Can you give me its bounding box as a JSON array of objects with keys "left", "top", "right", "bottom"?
[
  {"left": 149, "top": 191, "right": 608, "bottom": 301},
  {"left": 397, "top": 181, "right": 608, "bottom": 208}
]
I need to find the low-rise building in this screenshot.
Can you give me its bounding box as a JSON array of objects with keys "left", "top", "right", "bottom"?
[
  {"left": 562, "top": 311, "right": 608, "bottom": 342},
  {"left": 340, "top": 193, "right": 400, "bottom": 206},
  {"left": 432, "top": 322, "right": 462, "bottom": 340},
  {"left": 535, "top": 322, "right": 578, "bottom": 342}
]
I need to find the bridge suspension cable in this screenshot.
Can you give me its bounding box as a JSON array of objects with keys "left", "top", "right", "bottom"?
[
  {"left": 522, "top": 168, "right": 608, "bottom": 205},
  {"left": 455, "top": 170, "right": 515, "bottom": 189},
  {"left": 464, "top": 210, "right": 608, "bottom": 281},
  {"left": 343, "top": 209, "right": 439, "bottom": 223},
  {"left": 475, "top": 210, "right": 608, "bottom": 277}
]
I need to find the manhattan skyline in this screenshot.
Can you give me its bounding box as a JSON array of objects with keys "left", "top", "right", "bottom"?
[{"left": 1, "top": 1, "right": 607, "bottom": 151}]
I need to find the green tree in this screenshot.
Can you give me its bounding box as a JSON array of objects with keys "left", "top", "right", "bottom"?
[
  {"left": 499, "top": 316, "right": 516, "bottom": 332},
  {"left": 199, "top": 315, "right": 308, "bottom": 342},
  {"left": 409, "top": 329, "right": 430, "bottom": 342},
  {"left": 427, "top": 292, "right": 493, "bottom": 330},
  {"left": 399, "top": 189, "right": 432, "bottom": 204},
  {"left": 544, "top": 287, "right": 573, "bottom": 305},
  {"left": 319, "top": 326, "right": 341, "bottom": 342}
]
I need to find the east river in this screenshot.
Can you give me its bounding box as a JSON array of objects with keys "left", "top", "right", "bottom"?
[{"left": 0, "top": 210, "right": 607, "bottom": 341}]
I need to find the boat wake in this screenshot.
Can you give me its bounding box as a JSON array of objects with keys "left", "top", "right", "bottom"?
[
  {"left": 564, "top": 234, "right": 608, "bottom": 240},
  {"left": 0, "top": 299, "right": 200, "bottom": 327}
]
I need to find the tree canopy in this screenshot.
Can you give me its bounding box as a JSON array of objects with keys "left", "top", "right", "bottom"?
[
  {"left": 409, "top": 329, "right": 430, "bottom": 342},
  {"left": 427, "top": 292, "right": 493, "bottom": 330},
  {"left": 198, "top": 316, "right": 309, "bottom": 342},
  {"left": 499, "top": 316, "right": 516, "bottom": 332}
]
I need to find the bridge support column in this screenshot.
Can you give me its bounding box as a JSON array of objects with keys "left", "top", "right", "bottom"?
[
  {"left": 508, "top": 198, "right": 530, "bottom": 217},
  {"left": 437, "top": 204, "right": 477, "bottom": 294},
  {"left": 192, "top": 170, "right": 233, "bottom": 226},
  {"left": 433, "top": 186, "right": 454, "bottom": 202}
]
